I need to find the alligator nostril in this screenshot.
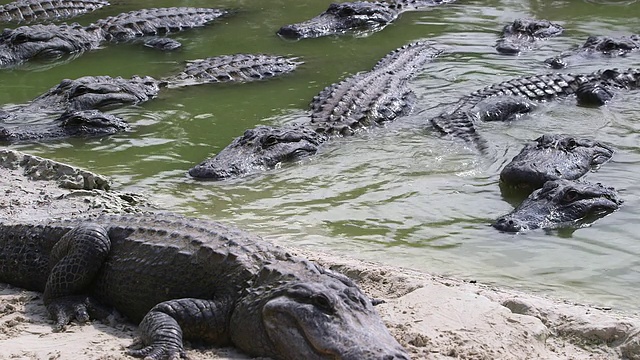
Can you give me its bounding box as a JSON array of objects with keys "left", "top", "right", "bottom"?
[{"left": 276, "top": 25, "right": 302, "bottom": 39}]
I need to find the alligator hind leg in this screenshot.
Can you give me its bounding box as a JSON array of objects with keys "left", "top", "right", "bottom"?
[
  {"left": 128, "top": 298, "right": 232, "bottom": 360},
  {"left": 44, "top": 223, "right": 111, "bottom": 330}
]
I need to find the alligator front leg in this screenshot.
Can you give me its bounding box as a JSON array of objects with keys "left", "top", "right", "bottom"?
[
  {"left": 44, "top": 223, "right": 111, "bottom": 330},
  {"left": 128, "top": 298, "right": 232, "bottom": 360}
]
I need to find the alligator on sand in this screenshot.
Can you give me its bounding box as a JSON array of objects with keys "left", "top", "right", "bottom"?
[
  {"left": 0, "top": 7, "right": 228, "bottom": 68},
  {"left": 0, "top": 213, "right": 410, "bottom": 360},
  {"left": 277, "top": 0, "right": 457, "bottom": 40},
  {"left": 188, "top": 41, "right": 441, "bottom": 180},
  {"left": 0, "top": 0, "right": 109, "bottom": 23},
  {"left": 0, "top": 54, "right": 301, "bottom": 142}
]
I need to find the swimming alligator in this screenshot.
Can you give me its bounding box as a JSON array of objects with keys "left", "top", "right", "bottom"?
[
  {"left": 500, "top": 134, "right": 614, "bottom": 191},
  {"left": 0, "top": 54, "right": 301, "bottom": 142},
  {"left": 0, "top": 0, "right": 108, "bottom": 23},
  {"left": 0, "top": 7, "right": 228, "bottom": 68},
  {"left": 430, "top": 68, "right": 640, "bottom": 151},
  {"left": 0, "top": 213, "right": 410, "bottom": 359},
  {"left": 495, "top": 18, "right": 563, "bottom": 55},
  {"left": 492, "top": 179, "right": 622, "bottom": 232},
  {"left": 277, "top": 0, "right": 457, "bottom": 40},
  {"left": 545, "top": 34, "right": 640, "bottom": 69},
  {"left": 188, "top": 41, "right": 441, "bottom": 180}
]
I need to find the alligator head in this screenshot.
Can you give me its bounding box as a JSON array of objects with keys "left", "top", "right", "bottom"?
[
  {"left": 500, "top": 134, "right": 614, "bottom": 191},
  {"left": 230, "top": 261, "right": 410, "bottom": 359},
  {"left": 495, "top": 18, "right": 563, "bottom": 54},
  {"left": 0, "top": 23, "right": 103, "bottom": 67},
  {"left": 32, "top": 75, "right": 164, "bottom": 111},
  {"left": 277, "top": 2, "right": 399, "bottom": 40},
  {"left": 493, "top": 179, "right": 622, "bottom": 232},
  {"left": 189, "top": 125, "right": 327, "bottom": 180}
]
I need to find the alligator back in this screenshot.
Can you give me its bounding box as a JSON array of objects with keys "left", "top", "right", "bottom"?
[
  {"left": 0, "top": 0, "right": 109, "bottom": 23},
  {"left": 310, "top": 41, "right": 440, "bottom": 135},
  {"left": 166, "top": 54, "right": 303, "bottom": 87},
  {"left": 94, "top": 7, "right": 228, "bottom": 42},
  {"left": 0, "top": 214, "right": 291, "bottom": 322}
]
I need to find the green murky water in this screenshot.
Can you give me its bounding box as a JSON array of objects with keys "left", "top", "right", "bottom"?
[{"left": 2, "top": 0, "right": 640, "bottom": 312}]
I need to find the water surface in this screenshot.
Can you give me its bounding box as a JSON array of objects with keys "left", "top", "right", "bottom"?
[{"left": 2, "top": 0, "right": 640, "bottom": 312}]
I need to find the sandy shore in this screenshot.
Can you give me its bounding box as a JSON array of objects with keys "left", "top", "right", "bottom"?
[{"left": 1, "top": 148, "right": 639, "bottom": 360}]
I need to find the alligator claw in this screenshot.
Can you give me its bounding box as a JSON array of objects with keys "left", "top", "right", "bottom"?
[
  {"left": 127, "top": 343, "right": 187, "bottom": 360},
  {"left": 47, "top": 295, "right": 92, "bottom": 331}
]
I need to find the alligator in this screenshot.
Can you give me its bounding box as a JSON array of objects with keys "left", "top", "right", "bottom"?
[
  {"left": 545, "top": 34, "right": 640, "bottom": 69},
  {"left": 188, "top": 41, "right": 441, "bottom": 180},
  {"left": 0, "top": 110, "right": 129, "bottom": 142},
  {"left": 430, "top": 68, "right": 640, "bottom": 152},
  {"left": 0, "top": 213, "right": 410, "bottom": 360},
  {"left": 277, "top": 0, "right": 457, "bottom": 40},
  {"left": 495, "top": 18, "right": 563, "bottom": 55},
  {"left": 0, "top": 54, "right": 301, "bottom": 142},
  {"left": 492, "top": 179, "right": 622, "bottom": 232},
  {"left": 0, "top": 0, "right": 109, "bottom": 23},
  {"left": 0, "top": 7, "right": 228, "bottom": 68},
  {"left": 500, "top": 134, "right": 614, "bottom": 191}
]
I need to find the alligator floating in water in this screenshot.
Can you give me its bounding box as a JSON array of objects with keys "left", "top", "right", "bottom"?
[
  {"left": 545, "top": 34, "right": 640, "bottom": 69},
  {"left": 0, "top": 54, "right": 301, "bottom": 142},
  {"left": 495, "top": 18, "right": 563, "bottom": 55},
  {"left": 188, "top": 41, "right": 441, "bottom": 180},
  {"left": 492, "top": 179, "right": 622, "bottom": 232},
  {"left": 0, "top": 0, "right": 109, "bottom": 23},
  {"left": 500, "top": 134, "right": 614, "bottom": 191},
  {"left": 277, "top": 0, "right": 457, "bottom": 40},
  {"left": 430, "top": 68, "right": 640, "bottom": 151},
  {"left": 0, "top": 7, "right": 228, "bottom": 68},
  {"left": 0, "top": 213, "right": 410, "bottom": 359}
]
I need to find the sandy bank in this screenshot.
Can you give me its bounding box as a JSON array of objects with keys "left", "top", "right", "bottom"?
[{"left": 0, "top": 148, "right": 638, "bottom": 360}]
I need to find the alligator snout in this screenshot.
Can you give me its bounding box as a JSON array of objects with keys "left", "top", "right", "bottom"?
[
  {"left": 492, "top": 216, "right": 528, "bottom": 232},
  {"left": 277, "top": 25, "right": 304, "bottom": 39}
]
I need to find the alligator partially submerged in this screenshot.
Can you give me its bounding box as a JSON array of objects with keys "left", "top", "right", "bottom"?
[
  {"left": 430, "top": 68, "right": 640, "bottom": 151},
  {"left": 0, "top": 213, "right": 410, "bottom": 359},
  {"left": 0, "top": 0, "right": 109, "bottom": 23},
  {"left": 500, "top": 134, "right": 614, "bottom": 191},
  {"left": 0, "top": 54, "right": 301, "bottom": 142},
  {"left": 189, "top": 41, "right": 441, "bottom": 180},
  {"left": 492, "top": 179, "right": 622, "bottom": 232},
  {"left": 495, "top": 18, "right": 563, "bottom": 55},
  {"left": 0, "top": 7, "right": 228, "bottom": 68},
  {"left": 545, "top": 34, "right": 640, "bottom": 69},
  {"left": 277, "top": 0, "right": 456, "bottom": 40}
]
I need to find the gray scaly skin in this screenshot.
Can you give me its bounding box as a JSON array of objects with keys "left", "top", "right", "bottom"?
[
  {"left": 0, "top": 54, "right": 301, "bottom": 143},
  {"left": 500, "top": 134, "right": 614, "bottom": 191},
  {"left": 0, "top": 7, "right": 228, "bottom": 68},
  {"left": 277, "top": 0, "right": 456, "bottom": 40},
  {"left": 545, "top": 34, "right": 640, "bottom": 69},
  {"left": 495, "top": 18, "right": 563, "bottom": 55},
  {"left": 188, "top": 41, "right": 441, "bottom": 180},
  {"left": 0, "top": 0, "right": 109, "bottom": 23},
  {"left": 0, "top": 213, "right": 410, "bottom": 360},
  {"left": 492, "top": 179, "right": 622, "bottom": 232},
  {"left": 431, "top": 68, "right": 640, "bottom": 151}
]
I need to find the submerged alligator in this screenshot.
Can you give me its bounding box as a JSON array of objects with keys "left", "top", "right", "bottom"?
[
  {"left": 0, "top": 0, "right": 108, "bottom": 23},
  {"left": 430, "top": 68, "right": 640, "bottom": 151},
  {"left": 277, "top": 0, "right": 457, "bottom": 40},
  {"left": 0, "top": 54, "right": 301, "bottom": 142},
  {"left": 0, "top": 213, "right": 410, "bottom": 359},
  {"left": 545, "top": 34, "right": 640, "bottom": 69},
  {"left": 0, "top": 7, "right": 228, "bottom": 68},
  {"left": 495, "top": 18, "right": 563, "bottom": 55},
  {"left": 500, "top": 134, "right": 614, "bottom": 191},
  {"left": 492, "top": 179, "right": 622, "bottom": 232},
  {"left": 189, "top": 41, "right": 441, "bottom": 180}
]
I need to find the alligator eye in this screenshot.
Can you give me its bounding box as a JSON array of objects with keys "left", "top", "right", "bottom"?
[
  {"left": 71, "top": 85, "right": 91, "bottom": 96},
  {"left": 562, "top": 189, "right": 579, "bottom": 203},
  {"left": 261, "top": 135, "right": 279, "bottom": 147},
  {"left": 12, "top": 32, "right": 29, "bottom": 44},
  {"left": 566, "top": 138, "right": 577, "bottom": 149},
  {"left": 312, "top": 294, "right": 334, "bottom": 313}
]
